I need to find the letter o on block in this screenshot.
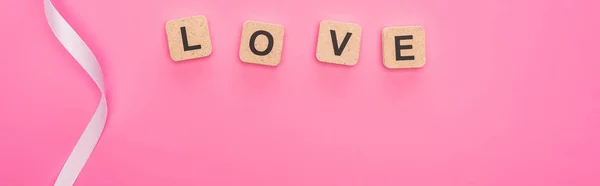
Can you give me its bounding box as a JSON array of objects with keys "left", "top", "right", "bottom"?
[{"left": 239, "top": 21, "right": 285, "bottom": 66}]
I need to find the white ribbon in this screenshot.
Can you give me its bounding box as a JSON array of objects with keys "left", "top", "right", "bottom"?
[{"left": 44, "top": 0, "right": 108, "bottom": 185}]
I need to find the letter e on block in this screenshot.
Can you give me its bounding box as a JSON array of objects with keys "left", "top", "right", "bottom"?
[
  {"left": 316, "top": 20, "right": 362, "bottom": 66},
  {"left": 166, "top": 15, "right": 212, "bottom": 62},
  {"left": 382, "top": 26, "right": 426, "bottom": 68},
  {"left": 239, "top": 21, "right": 285, "bottom": 66}
]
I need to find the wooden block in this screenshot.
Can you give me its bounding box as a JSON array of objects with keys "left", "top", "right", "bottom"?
[
  {"left": 382, "top": 26, "right": 426, "bottom": 68},
  {"left": 166, "top": 15, "right": 212, "bottom": 62},
  {"left": 316, "top": 20, "right": 362, "bottom": 66},
  {"left": 239, "top": 21, "right": 285, "bottom": 66}
]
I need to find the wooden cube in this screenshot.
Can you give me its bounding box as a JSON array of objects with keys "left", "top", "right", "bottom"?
[
  {"left": 239, "top": 21, "right": 285, "bottom": 66},
  {"left": 382, "top": 26, "right": 426, "bottom": 68},
  {"left": 166, "top": 15, "right": 212, "bottom": 61},
  {"left": 316, "top": 20, "right": 362, "bottom": 66}
]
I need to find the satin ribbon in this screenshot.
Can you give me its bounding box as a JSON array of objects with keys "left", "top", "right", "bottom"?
[{"left": 44, "top": 0, "right": 108, "bottom": 185}]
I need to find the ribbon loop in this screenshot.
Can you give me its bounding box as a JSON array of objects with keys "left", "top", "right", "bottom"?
[{"left": 44, "top": 0, "right": 108, "bottom": 185}]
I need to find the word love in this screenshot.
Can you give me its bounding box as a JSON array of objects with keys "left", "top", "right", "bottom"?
[{"left": 165, "top": 15, "right": 426, "bottom": 69}]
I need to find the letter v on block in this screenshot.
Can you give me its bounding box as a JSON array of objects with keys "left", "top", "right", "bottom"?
[
  {"left": 316, "top": 20, "right": 362, "bottom": 66},
  {"left": 330, "top": 30, "right": 352, "bottom": 56}
]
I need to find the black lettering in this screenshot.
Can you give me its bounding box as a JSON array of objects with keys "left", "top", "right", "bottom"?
[
  {"left": 330, "top": 30, "right": 352, "bottom": 56},
  {"left": 180, "top": 27, "right": 201, "bottom": 51},
  {"left": 249, "top": 30, "right": 274, "bottom": 56},
  {"left": 395, "top": 35, "right": 415, "bottom": 61}
]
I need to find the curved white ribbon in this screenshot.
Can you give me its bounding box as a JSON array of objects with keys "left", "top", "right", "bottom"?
[{"left": 44, "top": 0, "right": 107, "bottom": 185}]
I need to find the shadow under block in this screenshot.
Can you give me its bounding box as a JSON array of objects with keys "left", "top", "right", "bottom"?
[
  {"left": 239, "top": 21, "right": 285, "bottom": 66},
  {"left": 316, "top": 20, "right": 362, "bottom": 66},
  {"left": 166, "top": 15, "right": 212, "bottom": 62},
  {"left": 382, "top": 26, "right": 426, "bottom": 69}
]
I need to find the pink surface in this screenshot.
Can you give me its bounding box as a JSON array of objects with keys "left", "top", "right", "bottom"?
[{"left": 1, "top": 0, "right": 600, "bottom": 185}]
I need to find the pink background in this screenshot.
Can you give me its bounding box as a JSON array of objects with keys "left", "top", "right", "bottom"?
[{"left": 1, "top": 0, "right": 600, "bottom": 185}]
